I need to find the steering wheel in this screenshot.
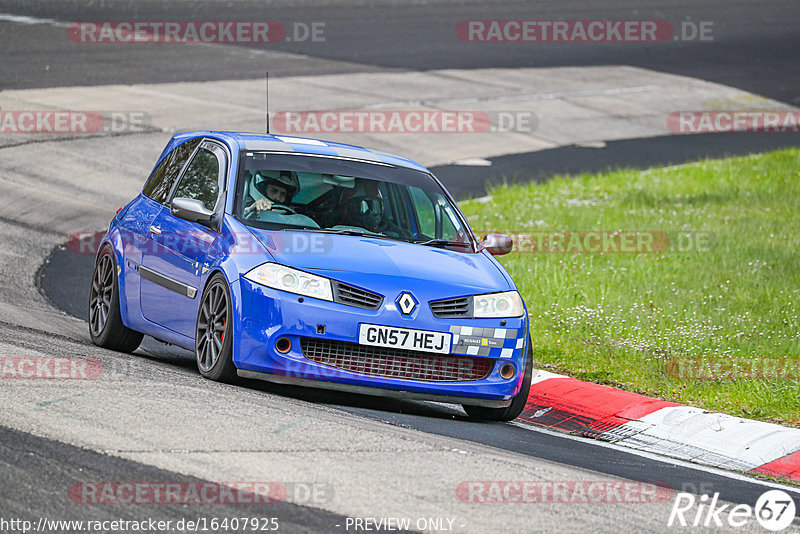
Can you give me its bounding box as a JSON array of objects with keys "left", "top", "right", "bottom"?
[{"left": 269, "top": 204, "right": 297, "bottom": 215}]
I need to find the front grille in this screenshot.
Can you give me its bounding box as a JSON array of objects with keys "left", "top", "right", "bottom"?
[
  {"left": 332, "top": 281, "right": 383, "bottom": 310},
  {"left": 300, "top": 337, "right": 493, "bottom": 382},
  {"left": 430, "top": 296, "right": 471, "bottom": 318}
]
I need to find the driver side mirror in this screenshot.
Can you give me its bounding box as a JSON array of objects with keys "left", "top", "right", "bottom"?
[
  {"left": 171, "top": 197, "right": 214, "bottom": 224},
  {"left": 482, "top": 233, "right": 514, "bottom": 256}
]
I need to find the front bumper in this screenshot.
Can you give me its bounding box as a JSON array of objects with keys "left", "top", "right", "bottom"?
[{"left": 231, "top": 278, "right": 528, "bottom": 405}]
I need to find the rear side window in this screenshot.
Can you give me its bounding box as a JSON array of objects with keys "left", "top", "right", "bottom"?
[{"left": 142, "top": 138, "right": 201, "bottom": 204}]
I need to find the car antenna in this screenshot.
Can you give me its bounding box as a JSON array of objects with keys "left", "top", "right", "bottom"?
[{"left": 265, "top": 71, "right": 270, "bottom": 134}]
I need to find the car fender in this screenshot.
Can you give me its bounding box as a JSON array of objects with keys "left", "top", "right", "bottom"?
[
  {"left": 197, "top": 215, "right": 274, "bottom": 367},
  {"left": 480, "top": 249, "right": 530, "bottom": 330},
  {"left": 479, "top": 249, "right": 515, "bottom": 289},
  {"left": 211, "top": 215, "right": 276, "bottom": 283}
]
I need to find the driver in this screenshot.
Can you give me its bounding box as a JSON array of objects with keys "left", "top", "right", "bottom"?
[{"left": 244, "top": 170, "right": 299, "bottom": 217}]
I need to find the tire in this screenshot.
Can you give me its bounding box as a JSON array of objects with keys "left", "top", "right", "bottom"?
[
  {"left": 195, "top": 273, "right": 237, "bottom": 382},
  {"left": 88, "top": 246, "right": 143, "bottom": 353},
  {"left": 463, "top": 334, "right": 533, "bottom": 422}
]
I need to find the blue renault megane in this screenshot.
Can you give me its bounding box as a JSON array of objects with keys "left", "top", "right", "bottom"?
[{"left": 89, "top": 131, "right": 531, "bottom": 420}]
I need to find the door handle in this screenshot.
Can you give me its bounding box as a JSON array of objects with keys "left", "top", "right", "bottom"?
[{"left": 149, "top": 225, "right": 161, "bottom": 235}]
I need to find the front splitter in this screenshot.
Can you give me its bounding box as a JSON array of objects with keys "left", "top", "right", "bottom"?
[{"left": 237, "top": 369, "right": 512, "bottom": 408}]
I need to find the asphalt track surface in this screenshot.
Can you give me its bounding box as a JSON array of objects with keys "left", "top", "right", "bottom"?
[
  {"left": 1, "top": 425, "right": 358, "bottom": 533},
  {"left": 3, "top": 1, "right": 800, "bottom": 532},
  {"left": 1, "top": 0, "right": 798, "bottom": 105},
  {"left": 3, "top": 0, "right": 798, "bottom": 190}
]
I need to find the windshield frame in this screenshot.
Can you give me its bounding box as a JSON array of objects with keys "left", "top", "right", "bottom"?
[{"left": 232, "top": 150, "right": 479, "bottom": 253}]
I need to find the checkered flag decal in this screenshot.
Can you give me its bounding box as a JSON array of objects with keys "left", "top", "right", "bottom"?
[{"left": 449, "top": 325, "right": 525, "bottom": 358}]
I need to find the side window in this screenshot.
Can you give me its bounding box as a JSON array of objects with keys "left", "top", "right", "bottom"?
[
  {"left": 409, "top": 186, "right": 435, "bottom": 237},
  {"left": 173, "top": 146, "right": 221, "bottom": 211},
  {"left": 142, "top": 138, "right": 201, "bottom": 204}
]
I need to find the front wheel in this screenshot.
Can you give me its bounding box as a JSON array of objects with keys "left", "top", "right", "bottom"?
[
  {"left": 88, "top": 246, "right": 143, "bottom": 352},
  {"left": 463, "top": 335, "right": 532, "bottom": 422},
  {"left": 195, "top": 273, "right": 237, "bottom": 382}
]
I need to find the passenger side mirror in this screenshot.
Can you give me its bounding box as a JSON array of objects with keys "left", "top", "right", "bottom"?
[
  {"left": 171, "top": 197, "right": 214, "bottom": 224},
  {"left": 482, "top": 233, "right": 514, "bottom": 256}
]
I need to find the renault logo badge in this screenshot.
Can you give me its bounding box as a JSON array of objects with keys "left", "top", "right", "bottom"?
[{"left": 396, "top": 292, "right": 418, "bottom": 315}]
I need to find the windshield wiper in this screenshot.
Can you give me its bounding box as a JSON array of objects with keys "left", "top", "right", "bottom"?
[
  {"left": 413, "top": 238, "right": 471, "bottom": 249},
  {"left": 292, "top": 227, "right": 392, "bottom": 239}
]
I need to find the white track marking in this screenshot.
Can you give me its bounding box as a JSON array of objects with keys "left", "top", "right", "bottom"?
[
  {"left": 531, "top": 369, "right": 569, "bottom": 384},
  {"left": 0, "top": 12, "right": 310, "bottom": 60},
  {"left": 0, "top": 14, "right": 67, "bottom": 27},
  {"left": 613, "top": 406, "right": 800, "bottom": 470},
  {"left": 511, "top": 420, "right": 800, "bottom": 494}
]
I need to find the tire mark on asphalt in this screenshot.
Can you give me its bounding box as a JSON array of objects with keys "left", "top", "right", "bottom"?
[
  {"left": 0, "top": 318, "right": 89, "bottom": 346},
  {"left": 34, "top": 394, "right": 85, "bottom": 411},
  {"left": 0, "top": 215, "right": 65, "bottom": 237}
]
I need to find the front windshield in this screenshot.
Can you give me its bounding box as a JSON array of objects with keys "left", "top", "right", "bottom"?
[{"left": 235, "top": 152, "right": 475, "bottom": 251}]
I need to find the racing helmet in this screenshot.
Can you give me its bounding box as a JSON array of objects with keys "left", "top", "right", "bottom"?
[
  {"left": 250, "top": 170, "right": 299, "bottom": 204},
  {"left": 341, "top": 180, "right": 384, "bottom": 230}
]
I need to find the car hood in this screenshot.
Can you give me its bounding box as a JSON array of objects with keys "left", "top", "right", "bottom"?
[{"left": 247, "top": 228, "right": 512, "bottom": 296}]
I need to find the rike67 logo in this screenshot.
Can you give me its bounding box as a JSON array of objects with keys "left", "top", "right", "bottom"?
[{"left": 668, "top": 489, "right": 796, "bottom": 531}]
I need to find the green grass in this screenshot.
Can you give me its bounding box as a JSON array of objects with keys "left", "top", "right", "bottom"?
[{"left": 459, "top": 149, "right": 800, "bottom": 425}]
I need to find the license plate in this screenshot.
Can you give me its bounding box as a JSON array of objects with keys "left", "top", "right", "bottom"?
[{"left": 358, "top": 324, "right": 451, "bottom": 354}]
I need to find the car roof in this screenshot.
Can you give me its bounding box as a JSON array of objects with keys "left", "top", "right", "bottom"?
[{"left": 164, "top": 130, "right": 430, "bottom": 173}]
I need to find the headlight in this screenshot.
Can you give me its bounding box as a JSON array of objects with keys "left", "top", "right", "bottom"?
[
  {"left": 472, "top": 291, "right": 524, "bottom": 318},
  {"left": 243, "top": 263, "right": 333, "bottom": 301}
]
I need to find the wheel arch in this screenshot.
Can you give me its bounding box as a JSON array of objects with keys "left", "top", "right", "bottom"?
[
  {"left": 97, "top": 229, "right": 130, "bottom": 326},
  {"left": 199, "top": 267, "right": 230, "bottom": 294},
  {"left": 197, "top": 267, "right": 236, "bottom": 334}
]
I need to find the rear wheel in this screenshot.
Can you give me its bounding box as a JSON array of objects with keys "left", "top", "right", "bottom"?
[
  {"left": 88, "top": 246, "right": 143, "bottom": 352},
  {"left": 195, "top": 274, "right": 237, "bottom": 382},
  {"left": 463, "top": 335, "right": 532, "bottom": 422}
]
